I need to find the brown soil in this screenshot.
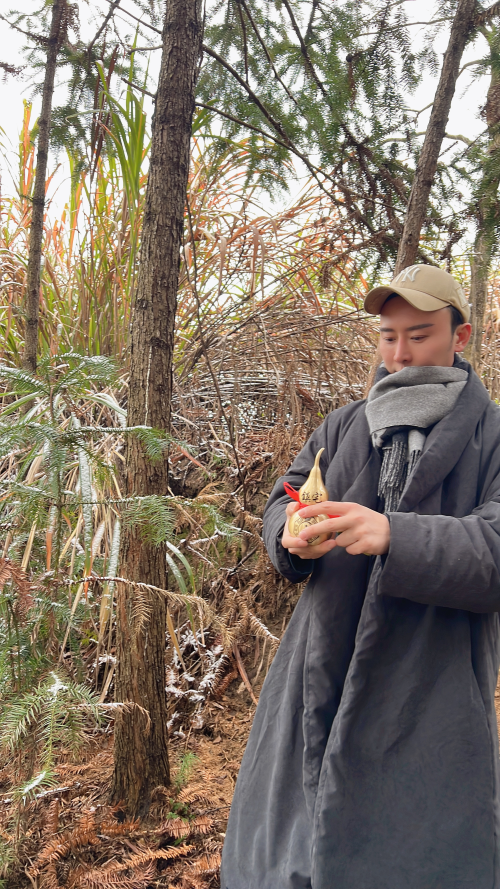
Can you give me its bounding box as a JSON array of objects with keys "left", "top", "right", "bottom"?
[{"left": 0, "top": 676, "right": 255, "bottom": 889}]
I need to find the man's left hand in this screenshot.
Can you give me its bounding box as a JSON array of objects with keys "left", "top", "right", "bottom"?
[{"left": 297, "top": 501, "right": 390, "bottom": 556}]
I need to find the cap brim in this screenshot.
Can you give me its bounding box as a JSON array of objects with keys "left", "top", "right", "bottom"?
[{"left": 364, "top": 285, "right": 451, "bottom": 315}]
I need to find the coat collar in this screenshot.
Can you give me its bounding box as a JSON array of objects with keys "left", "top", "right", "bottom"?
[{"left": 396, "top": 363, "right": 491, "bottom": 513}]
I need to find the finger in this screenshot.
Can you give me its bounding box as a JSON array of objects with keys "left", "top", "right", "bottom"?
[
  {"left": 298, "top": 501, "right": 355, "bottom": 518},
  {"left": 283, "top": 521, "right": 310, "bottom": 549},
  {"left": 298, "top": 519, "right": 334, "bottom": 541},
  {"left": 284, "top": 536, "right": 310, "bottom": 549},
  {"left": 290, "top": 537, "right": 337, "bottom": 557},
  {"left": 302, "top": 538, "right": 337, "bottom": 557},
  {"left": 289, "top": 547, "right": 317, "bottom": 558},
  {"left": 298, "top": 514, "right": 355, "bottom": 540},
  {"left": 285, "top": 501, "right": 301, "bottom": 517},
  {"left": 346, "top": 540, "right": 372, "bottom": 556},
  {"left": 332, "top": 528, "right": 360, "bottom": 549}
]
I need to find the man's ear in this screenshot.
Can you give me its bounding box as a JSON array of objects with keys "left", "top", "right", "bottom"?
[{"left": 454, "top": 322, "right": 472, "bottom": 352}]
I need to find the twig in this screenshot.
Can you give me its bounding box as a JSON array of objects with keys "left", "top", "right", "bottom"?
[{"left": 232, "top": 642, "right": 258, "bottom": 705}]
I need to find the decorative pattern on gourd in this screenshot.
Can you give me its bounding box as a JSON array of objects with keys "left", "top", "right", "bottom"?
[{"left": 285, "top": 448, "right": 332, "bottom": 546}]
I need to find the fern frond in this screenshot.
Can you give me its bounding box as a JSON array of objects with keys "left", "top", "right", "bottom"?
[
  {"left": 177, "top": 784, "right": 213, "bottom": 807},
  {"left": 0, "top": 673, "right": 101, "bottom": 764},
  {"left": 0, "top": 558, "right": 35, "bottom": 622},
  {"left": 188, "top": 815, "right": 213, "bottom": 836},
  {"left": 121, "top": 495, "right": 175, "bottom": 546},
  {"left": 13, "top": 769, "right": 57, "bottom": 804},
  {"left": 131, "top": 583, "right": 152, "bottom": 632},
  {"left": 124, "top": 425, "right": 174, "bottom": 462},
  {"left": 41, "top": 862, "right": 60, "bottom": 889},
  {"left": 0, "top": 363, "right": 49, "bottom": 398},
  {"left": 189, "top": 852, "right": 221, "bottom": 875},
  {"left": 73, "top": 845, "right": 194, "bottom": 889},
  {"left": 247, "top": 613, "right": 280, "bottom": 651},
  {"left": 98, "top": 818, "right": 141, "bottom": 837},
  {"left": 75, "top": 862, "right": 155, "bottom": 889},
  {"left": 155, "top": 817, "right": 191, "bottom": 838},
  {"left": 122, "top": 845, "right": 194, "bottom": 866}
]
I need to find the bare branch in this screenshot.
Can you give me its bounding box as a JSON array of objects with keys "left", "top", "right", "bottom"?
[
  {"left": 87, "top": 0, "right": 122, "bottom": 56},
  {"left": 121, "top": 76, "right": 155, "bottom": 98},
  {"left": 359, "top": 15, "right": 453, "bottom": 36},
  {"left": 101, "top": 0, "right": 162, "bottom": 35}
]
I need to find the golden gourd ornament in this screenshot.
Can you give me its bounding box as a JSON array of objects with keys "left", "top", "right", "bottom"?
[{"left": 285, "top": 448, "right": 332, "bottom": 546}]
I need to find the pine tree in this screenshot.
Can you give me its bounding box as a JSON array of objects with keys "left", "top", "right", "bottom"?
[
  {"left": 111, "top": 0, "right": 204, "bottom": 817},
  {"left": 197, "top": 0, "right": 500, "bottom": 275},
  {"left": 20, "top": 0, "right": 70, "bottom": 372},
  {"left": 466, "top": 23, "right": 500, "bottom": 367},
  {"left": 197, "top": 0, "right": 445, "bottom": 270}
]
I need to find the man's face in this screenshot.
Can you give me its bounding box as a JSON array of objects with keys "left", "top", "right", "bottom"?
[{"left": 378, "top": 295, "right": 472, "bottom": 372}]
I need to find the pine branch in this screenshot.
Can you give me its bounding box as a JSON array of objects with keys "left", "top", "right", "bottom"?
[
  {"left": 474, "top": 0, "right": 500, "bottom": 26},
  {"left": 0, "top": 60, "right": 24, "bottom": 76},
  {"left": 280, "top": 0, "right": 329, "bottom": 99},
  {"left": 201, "top": 45, "right": 336, "bottom": 199},
  {"left": 0, "top": 11, "right": 49, "bottom": 46},
  {"left": 196, "top": 101, "right": 291, "bottom": 150},
  {"left": 236, "top": 0, "right": 301, "bottom": 110},
  {"left": 202, "top": 45, "right": 294, "bottom": 144}
]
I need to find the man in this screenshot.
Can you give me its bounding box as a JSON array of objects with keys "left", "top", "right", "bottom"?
[{"left": 221, "top": 265, "right": 500, "bottom": 889}]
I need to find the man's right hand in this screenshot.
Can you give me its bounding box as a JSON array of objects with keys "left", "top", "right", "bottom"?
[{"left": 282, "top": 502, "right": 337, "bottom": 560}]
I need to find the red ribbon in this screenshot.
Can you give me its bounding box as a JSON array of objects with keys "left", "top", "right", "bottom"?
[
  {"left": 283, "top": 481, "right": 339, "bottom": 519},
  {"left": 283, "top": 481, "right": 301, "bottom": 502}
]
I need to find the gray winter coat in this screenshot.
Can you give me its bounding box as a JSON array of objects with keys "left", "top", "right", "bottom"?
[{"left": 221, "top": 363, "right": 500, "bottom": 889}]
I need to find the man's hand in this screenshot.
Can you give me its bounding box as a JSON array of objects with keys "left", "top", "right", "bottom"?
[
  {"left": 282, "top": 500, "right": 390, "bottom": 559},
  {"left": 282, "top": 502, "right": 337, "bottom": 559}
]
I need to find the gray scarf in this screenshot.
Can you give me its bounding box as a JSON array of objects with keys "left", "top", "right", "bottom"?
[{"left": 365, "top": 363, "right": 468, "bottom": 512}]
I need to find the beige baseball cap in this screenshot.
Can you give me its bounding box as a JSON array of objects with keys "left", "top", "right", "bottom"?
[{"left": 364, "top": 264, "right": 470, "bottom": 322}]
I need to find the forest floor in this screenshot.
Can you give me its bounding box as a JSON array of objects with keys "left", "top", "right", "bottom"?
[
  {"left": 0, "top": 665, "right": 258, "bottom": 889},
  {"left": 4, "top": 649, "right": 500, "bottom": 888}
]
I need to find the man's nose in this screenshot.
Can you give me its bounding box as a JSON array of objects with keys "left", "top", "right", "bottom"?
[{"left": 393, "top": 337, "right": 411, "bottom": 364}]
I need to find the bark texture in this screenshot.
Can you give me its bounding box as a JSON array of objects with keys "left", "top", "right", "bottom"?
[
  {"left": 467, "top": 26, "right": 500, "bottom": 369},
  {"left": 111, "top": 0, "right": 203, "bottom": 816},
  {"left": 394, "top": 0, "right": 476, "bottom": 275},
  {"left": 23, "top": 0, "right": 67, "bottom": 373}
]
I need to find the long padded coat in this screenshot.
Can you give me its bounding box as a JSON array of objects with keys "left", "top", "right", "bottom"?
[{"left": 220, "top": 363, "right": 500, "bottom": 889}]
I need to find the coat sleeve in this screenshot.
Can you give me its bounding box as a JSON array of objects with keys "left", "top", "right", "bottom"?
[
  {"left": 262, "top": 409, "right": 346, "bottom": 584},
  {"left": 379, "top": 477, "right": 500, "bottom": 613}
]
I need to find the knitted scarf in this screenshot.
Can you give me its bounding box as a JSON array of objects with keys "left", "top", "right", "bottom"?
[{"left": 365, "top": 361, "right": 468, "bottom": 512}]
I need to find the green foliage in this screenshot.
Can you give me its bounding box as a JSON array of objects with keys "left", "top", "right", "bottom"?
[
  {"left": 3, "top": 2, "right": 145, "bottom": 164},
  {"left": 0, "top": 838, "right": 15, "bottom": 881},
  {"left": 174, "top": 751, "right": 200, "bottom": 790},
  {"left": 1, "top": 671, "right": 100, "bottom": 766},
  {"left": 121, "top": 495, "right": 176, "bottom": 546},
  {"left": 198, "top": 0, "right": 445, "bottom": 267},
  {"left": 0, "top": 348, "right": 236, "bottom": 707}
]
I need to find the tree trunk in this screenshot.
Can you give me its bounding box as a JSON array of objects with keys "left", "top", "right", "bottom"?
[
  {"left": 394, "top": 0, "right": 476, "bottom": 275},
  {"left": 466, "top": 25, "right": 500, "bottom": 370},
  {"left": 111, "top": 0, "right": 203, "bottom": 817},
  {"left": 468, "top": 230, "right": 490, "bottom": 370},
  {"left": 23, "top": 0, "right": 66, "bottom": 373}
]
